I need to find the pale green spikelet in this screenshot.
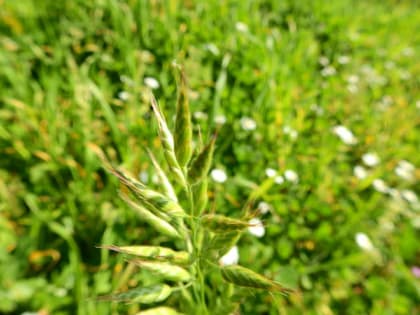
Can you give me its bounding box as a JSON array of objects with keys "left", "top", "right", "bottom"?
[
  {"left": 150, "top": 95, "right": 186, "bottom": 187},
  {"left": 150, "top": 94, "right": 175, "bottom": 151},
  {"left": 107, "top": 166, "right": 185, "bottom": 218},
  {"left": 174, "top": 68, "right": 192, "bottom": 168},
  {"left": 98, "top": 284, "right": 172, "bottom": 304},
  {"left": 141, "top": 190, "right": 186, "bottom": 218},
  {"left": 147, "top": 149, "right": 178, "bottom": 202},
  {"left": 97, "top": 245, "right": 191, "bottom": 265},
  {"left": 88, "top": 143, "right": 112, "bottom": 169},
  {"left": 192, "top": 179, "right": 208, "bottom": 216},
  {"left": 120, "top": 193, "right": 181, "bottom": 239},
  {"left": 136, "top": 306, "right": 184, "bottom": 315},
  {"left": 130, "top": 259, "right": 192, "bottom": 282},
  {"left": 201, "top": 214, "right": 249, "bottom": 233},
  {"left": 103, "top": 164, "right": 146, "bottom": 192},
  {"left": 220, "top": 265, "right": 290, "bottom": 292},
  {"left": 208, "top": 231, "right": 242, "bottom": 256},
  {"left": 187, "top": 135, "right": 216, "bottom": 184}
]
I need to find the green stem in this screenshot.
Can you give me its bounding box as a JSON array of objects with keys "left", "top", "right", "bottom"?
[{"left": 186, "top": 183, "right": 208, "bottom": 314}]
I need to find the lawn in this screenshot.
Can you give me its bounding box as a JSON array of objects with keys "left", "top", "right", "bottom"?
[{"left": 0, "top": 0, "right": 419, "bottom": 314}]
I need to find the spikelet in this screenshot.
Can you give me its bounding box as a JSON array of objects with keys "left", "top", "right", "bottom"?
[
  {"left": 147, "top": 149, "right": 178, "bottom": 202},
  {"left": 136, "top": 306, "right": 184, "bottom": 315},
  {"left": 221, "top": 265, "right": 290, "bottom": 292},
  {"left": 209, "top": 231, "right": 241, "bottom": 256},
  {"left": 97, "top": 245, "right": 190, "bottom": 265},
  {"left": 174, "top": 68, "right": 192, "bottom": 168},
  {"left": 98, "top": 284, "right": 172, "bottom": 304},
  {"left": 141, "top": 189, "right": 186, "bottom": 218},
  {"left": 150, "top": 95, "right": 186, "bottom": 187},
  {"left": 201, "top": 214, "right": 249, "bottom": 233},
  {"left": 107, "top": 166, "right": 185, "bottom": 218},
  {"left": 88, "top": 143, "right": 112, "bottom": 169},
  {"left": 130, "top": 259, "right": 191, "bottom": 282},
  {"left": 120, "top": 193, "right": 181, "bottom": 239},
  {"left": 187, "top": 135, "right": 216, "bottom": 184},
  {"left": 192, "top": 179, "right": 208, "bottom": 216}
]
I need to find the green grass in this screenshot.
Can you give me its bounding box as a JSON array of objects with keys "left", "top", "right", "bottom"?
[{"left": 0, "top": 0, "right": 419, "bottom": 314}]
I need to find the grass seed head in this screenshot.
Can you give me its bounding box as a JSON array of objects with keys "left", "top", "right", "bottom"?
[
  {"left": 187, "top": 135, "right": 216, "bottom": 184},
  {"left": 147, "top": 149, "right": 178, "bottom": 202},
  {"left": 140, "top": 189, "right": 186, "bottom": 217},
  {"left": 201, "top": 214, "right": 249, "bottom": 233},
  {"left": 108, "top": 167, "right": 185, "bottom": 218},
  {"left": 98, "top": 284, "right": 172, "bottom": 304},
  {"left": 97, "top": 245, "right": 191, "bottom": 265},
  {"left": 130, "top": 259, "right": 191, "bottom": 282},
  {"left": 192, "top": 179, "right": 208, "bottom": 216},
  {"left": 150, "top": 95, "right": 187, "bottom": 186},
  {"left": 221, "top": 265, "right": 290, "bottom": 292},
  {"left": 208, "top": 231, "right": 241, "bottom": 256},
  {"left": 174, "top": 68, "right": 193, "bottom": 168},
  {"left": 120, "top": 193, "right": 181, "bottom": 239}
]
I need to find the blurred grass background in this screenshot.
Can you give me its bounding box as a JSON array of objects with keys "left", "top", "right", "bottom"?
[{"left": 0, "top": 0, "right": 419, "bottom": 314}]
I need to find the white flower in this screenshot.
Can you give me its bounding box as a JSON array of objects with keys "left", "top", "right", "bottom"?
[
  {"left": 144, "top": 77, "right": 160, "bottom": 89},
  {"left": 355, "top": 232, "right": 374, "bottom": 251},
  {"left": 387, "top": 188, "right": 401, "bottom": 199},
  {"left": 381, "top": 95, "right": 393, "bottom": 106},
  {"left": 361, "top": 64, "right": 374, "bottom": 74},
  {"left": 354, "top": 165, "right": 368, "bottom": 179},
  {"left": 248, "top": 218, "right": 265, "bottom": 238},
  {"left": 284, "top": 170, "right": 298, "bottom": 183},
  {"left": 385, "top": 61, "right": 395, "bottom": 69},
  {"left": 402, "top": 47, "right": 414, "bottom": 57},
  {"left": 372, "top": 179, "right": 389, "bottom": 193},
  {"left": 138, "top": 170, "right": 149, "bottom": 183},
  {"left": 235, "top": 22, "right": 249, "bottom": 33},
  {"left": 117, "top": 91, "right": 131, "bottom": 101},
  {"left": 205, "top": 43, "right": 220, "bottom": 56},
  {"left": 332, "top": 125, "right": 358, "bottom": 145},
  {"left": 240, "top": 117, "right": 257, "bottom": 131},
  {"left": 193, "top": 111, "right": 208, "bottom": 120},
  {"left": 274, "top": 175, "right": 284, "bottom": 184},
  {"left": 338, "top": 55, "right": 351, "bottom": 64},
  {"left": 362, "top": 153, "right": 380, "bottom": 167},
  {"left": 257, "top": 201, "right": 271, "bottom": 214},
  {"left": 347, "top": 75, "right": 359, "bottom": 84},
  {"left": 310, "top": 104, "right": 324, "bottom": 116},
  {"left": 211, "top": 168, "right": 227, "bottom": 183},
  {"left": 319, "top": 56, "right": 329, "bottom": 66},
  {"left": 347, "top": 84, "right": 358, "bottom": 94},
  {"left": 401, "top": 190, "right": 419, "bottom": 204},
  {"left": 219, "top": 246, "right": 239, "bottom": 266},
  {"left": 398, "top": 160, "right": 415, "bottom": 171},
  {"left": 395, "top": 160, "right": 415, "bottom": 181},
  {"left": 400, "top": 70, "right": 411, "bottom": 80},
  {"left": 214, "top": 114, "right": 227, "bottom": 125},
  {"left": 265, "top": 168, "right": 277, "bottom": 178},
  {"left": 283, "top": 125, "right": 298, "bottom": 139},
  {"left": 321, "top": 66, "right": 336, "bottom": 76},
  {"left": 54, "top": 287, "right": 68, "bottom": 297},
  {"left": 120, "top": 75, "right": 135, "bottom": 86}
]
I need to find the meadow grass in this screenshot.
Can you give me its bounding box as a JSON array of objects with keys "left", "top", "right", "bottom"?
[{"left": 0, "top": 0, "right": 419, "bottom": 314}]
